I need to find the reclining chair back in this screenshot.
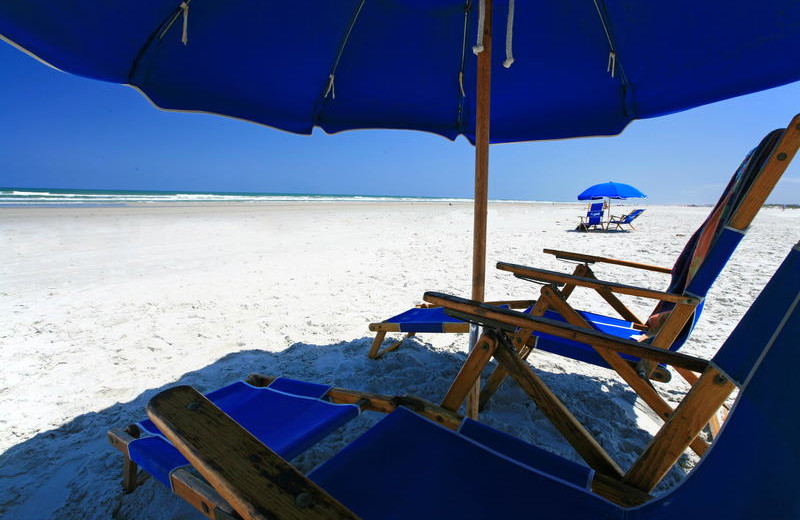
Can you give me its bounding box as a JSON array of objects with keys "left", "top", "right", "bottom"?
[
  {"left": 647, "top": 129, "right": 785, "bottom": 349},
  {"left": 586, "top": 202, "right": 604, "bottom": 226}
]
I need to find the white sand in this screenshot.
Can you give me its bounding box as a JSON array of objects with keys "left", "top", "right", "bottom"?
[{"left": 0, "top": 201, "right": 797, "bottom": 519}]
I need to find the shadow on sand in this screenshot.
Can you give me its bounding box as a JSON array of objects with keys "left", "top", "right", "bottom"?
[{"left": 0, "top": 337, "right": 687, "bottom": 520}]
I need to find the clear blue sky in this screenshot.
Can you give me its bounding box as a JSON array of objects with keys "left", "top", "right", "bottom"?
[{"left": 1, "top": 40, "right": 798, "bottom": 204}]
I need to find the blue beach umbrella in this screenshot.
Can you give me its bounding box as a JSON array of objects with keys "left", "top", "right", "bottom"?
[
  {"left": 2, "top": 1, "right": 800, "bottom": 414},
  {"left": 578, "top": 182, "right": 646, "bottom": 221},
  {"left": 578, "top": 182, "right": 647, "bottom": 201}
]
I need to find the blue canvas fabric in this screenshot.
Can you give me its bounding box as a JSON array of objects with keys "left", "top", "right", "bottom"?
[
  {"left": 2, "top": 2, "right": 799, "bottom": 144},
  {"left": 309, "top": 407, "right": 620, "bottom": 520},
  {"left": 586, "top": 210, "right": 604, "bottom": 226},
  {"left": 312, "top": 246, "right": 799, "bottom": 519},
  {"left": 609, "top": 208, "right": 645, "bottom": 226},
  {"left": 128, "top": 379, "right": 359, "bottom": 489},
  {"left": 458, "top": 418, "right": 594, "bottom": 490},
  {"left": 645, "top": 129, "right": 784, "bottom": 349},
  {"left": 385, "top": 306, "right": 468, "bottom": 333},
  {"left": 578, "top": 182, "right": 646, "bottom": 200}
]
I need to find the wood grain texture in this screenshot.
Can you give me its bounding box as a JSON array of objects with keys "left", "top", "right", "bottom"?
[
  {"left": 493, "top": 340, "right": 624, "bottom": 478},
  {"left": 624, "top": 368, "right": 735, "bottom": 492},
  {"left": 729, "top": 114, "right": 800, "bottom": 230},
  {"left": 543, "top": 248, "right": 672, "bottom": 274},
  {"left": 496, "top": 262, "right": 699, "bottom": 304},
  {"left": 147, "top": 386, "right": 361, "bottom": 520}
]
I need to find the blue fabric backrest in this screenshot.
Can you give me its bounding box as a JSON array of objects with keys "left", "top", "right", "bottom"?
[
  {"left": 623, "top": 209, "right": 645, "bottom": 222},
  {"left": 586, "top": 203, "right": 604, "bottom": 225},
  {"left": 635, "top": 244, "right": 800, "bottom": 519},
  {"left": 648, "top": 129, "right": 783, "bottom": 347}
]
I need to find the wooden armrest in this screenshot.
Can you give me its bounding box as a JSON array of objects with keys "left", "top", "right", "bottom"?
[
  {"left": 497, "top": 262, "right": 696, "bottom": 305},
  {"left": 147, "top": 386, "right": 363, "bottom": 520},
  {"left": 542, "top": 249, "right": 672, "bottom": 274},
  {"left": 422, "top": 292, "right": 709, "bottom": 373},
  {"left": 484, "top": 299, "right": 536, "bottom": 309}
]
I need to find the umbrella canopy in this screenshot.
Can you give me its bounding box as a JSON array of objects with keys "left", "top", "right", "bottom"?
[
  {"left": 578, "top": 182, "right": 646, "bottom": 200},
  {"left": 1, "top": 1, "right": 799, "bottom": 144}
]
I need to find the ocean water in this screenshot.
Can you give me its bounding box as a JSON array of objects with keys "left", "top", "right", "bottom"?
[
  {"left": 0, "top": 188, "right": 550, "bottom": 206},
  {"left": 0, "top": 188, "right": 476, "bottom": 206}
]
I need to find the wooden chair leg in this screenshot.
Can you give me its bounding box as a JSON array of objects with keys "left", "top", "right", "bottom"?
[
  {"left": 477, "top": 298, "right": 557, "bottom": 411},
  {"left": 478, "top": 295, "right": 552, "bottom": 410},
  {"left": 441, "top": 334, "right": 499, "bottom": 413},
  {"left": 368, "top": 331, "right": 386, "bottom": 358},
  {"left": 492, "top": 337, "right": 624, "bottom": 479},
  {"left": 368, "top": 331, "right": 414, "bottom": 359},
  {"left": 122, "top": 456, "right": 139, "bottom": 493}
]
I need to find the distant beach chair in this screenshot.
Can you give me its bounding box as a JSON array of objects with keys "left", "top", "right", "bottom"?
[
  {"left": 128, "top": 244, "right": 800, "bottom": 518},
  {"left": 607, "top": 208, "right": 645, "bottom": 230},
  {"left": 576, "top": 202, "right": 605, "bottom": 231},
  {"left": 368, "top": 116, "right": 799, "bottom": 379}
]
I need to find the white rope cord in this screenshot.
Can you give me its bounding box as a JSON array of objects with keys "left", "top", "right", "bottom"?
[
  {"left": 180, "top": 2, "right": 189, "bottom": 45},
  {"left": 158, "top": 0, "right": 192, "bottom": 45},
  {"left": 607, "top": 51, "right": 616, "bottom": 77},
  {"left": 457, "top": 2, "right": 469, "bottom": 99},
  {"left": 503, "top": 0, "right": 514, "bottom": 68},
  {"left": 324, "top": 74, "right": 336, "bottom": 99},
  {"left": 472, "top": 0, "right": 485, "bottom": 55},
  {"left": 593, "top": 0, "right": 617, "bottom": 77},
  {"left": 323, "top": 0, "right": 366, "bottom": 100}
]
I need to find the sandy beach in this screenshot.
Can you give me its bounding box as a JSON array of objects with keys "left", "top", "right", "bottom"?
[{"left": 0, "top": 201, "right": 797, "bottom": 519}]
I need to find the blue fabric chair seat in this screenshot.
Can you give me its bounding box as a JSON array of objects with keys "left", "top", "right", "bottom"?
[
  {"left": 309, "top": 407, "right": 615, "bottom": 520},
  {"left": 128, "top": 378, "right": 359, "bottom": 489},
  {"left": 384, "top": 306, "right": 469, "bottom": 333}
]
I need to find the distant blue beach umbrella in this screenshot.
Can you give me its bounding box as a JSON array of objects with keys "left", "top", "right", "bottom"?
[{"left": 578, "top": 182, "right": 647, "bottom": 200}]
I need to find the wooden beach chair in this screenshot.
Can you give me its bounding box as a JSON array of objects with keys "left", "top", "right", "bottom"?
[
  {"left": 134, "top": 244, "right": 800, "bottom": 518},
  {"left": 606, "top": 208, "right": 645, "bottom": 230},
  {"left": 576, "top": 201, "right": 606, "bottom": 231},
  {"left": 478, "top": 118, "right": 799, "bottom": 422},
  {"left": 367, "top": 114, "right": 800, "bottom": 373},
  {"left": 107, "top": 377, "right": 363, "bottom": 495},
  {"left": 422, "top": 242, "right": 799, "bottom": 496}
]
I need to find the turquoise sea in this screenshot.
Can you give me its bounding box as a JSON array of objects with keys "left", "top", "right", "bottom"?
[{"left": 0, "top": 188, "right": 478, "bottom": 207}]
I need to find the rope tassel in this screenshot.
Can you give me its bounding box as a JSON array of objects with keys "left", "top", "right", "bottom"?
[
  {"left": 607, "top": 51, "right": 616, "bottom": 77},
  {"left": 324, "top": 74, "right": 336, "bottom": 99},
  {"left": 503, "top": 0, "right": 515, "bottom": 68},
  {"left": 472, "top": 0, "right": 485, "bottom": 55},
  {"left": 180, "top": 2, "right": 189, "bottom": 45}
]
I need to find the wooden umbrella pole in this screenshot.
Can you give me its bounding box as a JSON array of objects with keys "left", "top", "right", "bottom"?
[{"left": 468, "top": 0, "right": 493, "bottom": 419}]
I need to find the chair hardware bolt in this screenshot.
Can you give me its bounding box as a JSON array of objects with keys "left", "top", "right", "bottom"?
[
  {"left": 187, "top": 401, "right": 201, "bottom": 411},
  {"left": 295, "top": 492, "right": 313, "bottom": 508},
  {"left": 777, "top": 152, "right": 787, "bottom": 161}
]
